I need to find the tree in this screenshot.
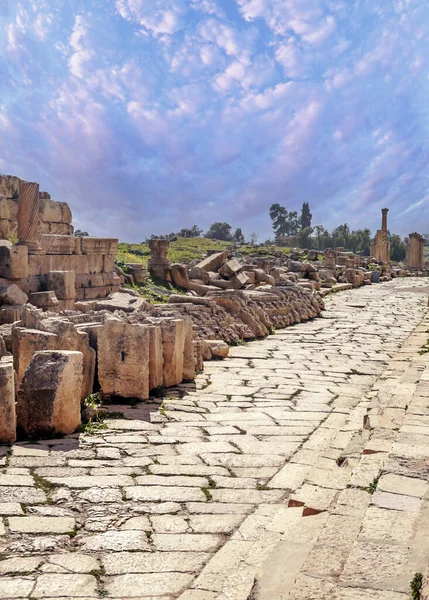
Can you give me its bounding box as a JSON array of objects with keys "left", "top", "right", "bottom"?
[
  {"left": 331, "top": 223, "right": 350, "bottom": 249},
  {"left": 248, "top": 232, "right": 258, "bottom": 245},
  {"left": 269, "top": 204, "right": 300, "bottom": 240},
  {"left": 314, "top": 225, "right": 326, "bottom": 249},
  {"left": 300, "top": 202, "right": 312, "bottom": 229},
  {"left": 205, "top": 222, "right": 233, "bottom": 241},
  {"left": 389, "top": 234, "right": 406, "bottom": 262},
  {"left": 299, "top": 226, "right": 314, "bottom": 248},
  {"left": 233, "top": 228, "right": 245, "bottom": 244},
  {"left": 177, "top": 225, "right": 202, "bottom": 238},
  {"left": 74, "top": 230, "right": 89, "bottom": 237}
]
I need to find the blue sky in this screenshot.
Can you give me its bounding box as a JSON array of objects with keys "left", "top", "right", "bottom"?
[{"left": 1, "top": 0, "right": 429, "bottom": 241}]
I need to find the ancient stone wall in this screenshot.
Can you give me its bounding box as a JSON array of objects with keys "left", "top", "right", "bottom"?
[{"left": 0, "top": 175, "right": 73, "bottom": 238}]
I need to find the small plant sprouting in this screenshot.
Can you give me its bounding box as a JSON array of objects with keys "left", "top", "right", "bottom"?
[
  {"left": 410, "top": 572, "right": 423, "bottom": 600},
  {"left": 77, "top": 417, "right": 108, "bottom": 435},
  {"left": 367, "top": 474, "right": 380, "bottom": 495},
  {"left": 201, "top": 487, "right": 213, "bottom": 501}
]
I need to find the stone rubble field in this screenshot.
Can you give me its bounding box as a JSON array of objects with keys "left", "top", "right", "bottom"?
[{"left": 1, "top": 278, "right": 429, "bottom": 599}]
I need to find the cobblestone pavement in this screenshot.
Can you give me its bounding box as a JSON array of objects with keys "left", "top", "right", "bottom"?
[{"left": 1, "top": 278, "right": 429, "bottom": 600}]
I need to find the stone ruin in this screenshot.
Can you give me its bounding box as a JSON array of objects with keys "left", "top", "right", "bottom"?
[
  {"left": 406, "top": 232, "right": 424, "bottom": 271},
  {"left": 370, "top": 208, "right": 390, "bottom": 264},
  {"left": 0, "top": 176, "right": 426, "bottom": 444}
]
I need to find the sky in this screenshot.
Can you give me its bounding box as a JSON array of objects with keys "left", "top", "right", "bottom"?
[{"left": 1, "top": 0, "right": 429, "bottom": 242}]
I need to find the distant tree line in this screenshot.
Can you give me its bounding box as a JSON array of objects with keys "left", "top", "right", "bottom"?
[
  {"left": 269, "top": 202, "right": 407, "bottom": 260},
  {"left": 144, "top": 202, "right": 408, "bottom": 261}
]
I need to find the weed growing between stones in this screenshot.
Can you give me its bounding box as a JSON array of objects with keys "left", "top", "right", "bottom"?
[
  {"left": 410, "top": 572, "right": 423, "bottom": 600},
  {"left": 77, "top": 418, "right": 108, "bottom": 435}
]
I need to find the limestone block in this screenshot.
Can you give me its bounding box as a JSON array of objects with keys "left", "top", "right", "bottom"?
[
  {"left": 269, "top": 268, "right": 281, "bottom": 283},
  {"left": 219, "top": 259, "right": 242, "bottom": 278},
  {"left": 0, "top": 283, "right": 28, "bottom": 306},
  {"left": 97, "top": 318, "right": 150, "bottom": 400},
  {"left": 161, "top": 319, "right": 186, "bottom": 388},
  {"left": 243, "top": 271, "right": 256, "bottom": 284},
  {"left": 28, "top": 291, "right": 59, "bottom": 312},
  {"left": 103, "top": 254, "right": 115, "bottom": 273},
  {"left": 182, "top": 318, "right": 196, "bottom": 381},
  {"left": 0, "top": 358, "right": 16, "bottom": 443},
  {"left": 189, "top": 267, "right": 210, "bottom": 284},
  {"left": 81, "top": 237, "right": 118, "bottom": 256},
  {"left": 149, "top": 326, "right": 164, "bottom": 391},
  {"left": 84, "top": 286, "right": 107, "bottom": 299},
  {"left": 47, "top": 271, "right": 76, "bottom": 300},
  {"left": 39, "top": 199, "right": 72, "bottom": 225},
  {"left": 17, "top": 350, "right": 83, "bottom": 437},
  {"left": 94, "top": 292, "right": 146, "bottom": 313},
  {"left": 75, "top": 273, "right": 104, "bottom": 288},
  {"left": 229, "top": 272, "right": 250, "bottom": 290},
  {"left": 40, "top": 235, "right": 78, "bottom": 255},
  {"left": 206, "top": 340, "right": 229, "bottom": 359},
  {"left": 0, "top": 245, "right": 29, "bottom": 279},
  {"left": 195, "top": 252, "right": 227, "bottom": 273},
  {"left": 57, "top": 299, "right": 76, "bottom": 312},
  {"left": 209, "top": 279, "right": 231, "bottom": 289},
  {"left": 12, "top": 328, "right": 58, "bottom": 383},
  {"left": 87, "top": 254, "right": 104, "bottom": 274}
]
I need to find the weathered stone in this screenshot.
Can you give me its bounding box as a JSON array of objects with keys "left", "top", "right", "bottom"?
[
  {"left": 0, "top": 358, "right": 16, "bottom": 443},
  {"left": 219, "top": 259, "right": 242, "bottom": 278},
  {"left": 47, "top": 270, "right": 76, "bottom": 300},
  {"left": 0, "top": 283, "right": 27, "bottom": 306},
  {"left": 16, "top": 350, "right": 83, "bottom": 436},
  {"left": 195, "top": 252, "right": 227, "bottom": 273},
  {"left": 97, "top": 318, "right": 150, "bottom": 400},
  {"left": 0, "top": 245, "right": 28, "bottom": 279}
]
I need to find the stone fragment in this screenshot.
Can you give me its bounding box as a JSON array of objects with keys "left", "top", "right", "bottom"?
[
  {"left": 106, "top": 573, "right": 194, "bottom": 597},
  {"left": 0, "top": 283, "right": 27, "bottom": 306},
  {"left": 28, "top": 291, "right": 59, "bottom": 312},
  {"left": 0, "top": 358, "right": 16, "bottom": 443},
  {"left": 0, "top": 577, "right": 34, "bottom": 598},
  {"left": 81, "top": 530, "right": 150, "bottom": 551},
  {"left": 16, "top": 350, "right": 83, "bottom": 437}
]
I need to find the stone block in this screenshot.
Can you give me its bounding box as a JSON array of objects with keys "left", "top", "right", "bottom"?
[
  {"left": 148, "top": 326, "right": 164, "bottom": 391},
  {"left": 195, "top": 252, "right": 227, "bottom": 273},
  {"left": 28, "top": 291, "right": 59, "bottom": 312},
  {"left": 87, "top": 254, "right": 104, "bottom": 274},
  {"left": 219, "top": 259, "right": 242, "bottom": 278},
  {"left": 81, "top": 237, "right": 118, "bottom": 255},
  {"left": 97, "top": 318, "right": 150, "bottom": 400},
  {"left": 40, "top": 235, "right": 78, "bottom": 255},
  {"left": 57, "top": 299, "right": 76, "bottom": 312},
  {"left": 47, "top": 270, "right": 76, "bottom": 300},
  {"left": 103, "top": 254, "right": 115, "bottom": 273},
  {"left": 0, "top": 358, "right": 16, "bottom": 443},
  {"left": 229, "top": 272, "right": 249, "bottom": 290},
  {"left": 182, "top": 318, "right": 196, "bottom": 381},
  {"left": 84, "top": 285, "right": 108, "bottom": 299},
  {"left": 189, "top": 267, "right": 210, "bottom": 284},
  {"left": 0, "top": 283, "right": 28, "bottom": 306},
  {"left": 39, "top": 198, "right": 72, "bottom": 225},
  {"left": 17, "top": 350, "right": 83, "bottom": 437},
  {"left": 161, "top": 319, "right": 186, "bottom": 387},
  {"left": 0, "top": 245, "right": 28, "bottom": 279},
  {"left": 243, "top": 271, "right": 256, "bottom": 284},
  {"left": 206, "top": 340, "right": 229, "bottom": 359}
]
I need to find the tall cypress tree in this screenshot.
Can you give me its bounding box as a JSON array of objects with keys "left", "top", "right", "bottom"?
[{"left": 300, "top": 202, "right": 312, "bottom": 229}]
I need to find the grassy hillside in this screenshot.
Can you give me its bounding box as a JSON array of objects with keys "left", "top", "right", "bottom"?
[{"left": 117, "top": 237, "right": 292, "bottom": 267}]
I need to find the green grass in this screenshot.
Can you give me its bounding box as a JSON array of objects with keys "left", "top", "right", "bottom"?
[
  {"left": 410, "top": 572, "right": 423, "bottom": 600},
  {"left": 117, "top": 237, "right": 293, "bottom": 268}
]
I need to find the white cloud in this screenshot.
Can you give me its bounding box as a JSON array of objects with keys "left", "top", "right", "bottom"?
[{"left": 115, "top": 0, "right": 186, "bottom": 36}]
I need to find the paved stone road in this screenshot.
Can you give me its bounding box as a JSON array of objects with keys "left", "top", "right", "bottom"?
[{"left": 1, "top": 278, "right": 429, "bottom": 600}]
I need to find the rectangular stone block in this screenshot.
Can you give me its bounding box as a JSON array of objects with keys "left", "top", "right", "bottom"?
[
  {"left": 81, "top": 237, "right": 118, "bottom": 255},
  {"left": 12, "top": 327, "right": 58, "bottom": 383},
  {"left": 0, "top": 358, "right": 16, "bottom": 443},
  {"left": 195, "top": 252, "right": 227, "bottom": 273},
  {"left": 47, "top": 270, "right": 76, "bottom": 300},
  {"left": 75, "top": 273, "right": 105, "bottom": 288},
  {"left": 219, "top": 259, "right": 242, "bottom": 278},
  {"left": 0, "top": 245, "right": 28, "bottom": 279},
  {"left": 97, "top": 318, "right": 150, "bottom": 400},
  {"left": 103, "top": 254, "right": 115, "bottom": 273},
  {"left": 229, "top": 272, "right": 250, "bottom": 289},
  {"left": 28, "top": 291, "right": 59, "bottom": 312},
  {"left": 17, "top": 350, "right": 83, "bottom": 436},
  {"left": 149, "top": 326, "right": 164, "bottom": 391},
  {"left": 87, "top": 254, "right": 104, "bottom": 274},
  {"left": 161, "top": 319, "right": 186, "bottom": 388},
  {"left": 84, "top": 285, "right": 108, "bottom": 299},
  {"left": 40, "top": 234, "right": 80, "bottom": 255}
]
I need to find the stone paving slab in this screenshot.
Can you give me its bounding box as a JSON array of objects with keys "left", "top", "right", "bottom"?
[{"left": 0, "top": 279, "right": 429, "bottom": 599}]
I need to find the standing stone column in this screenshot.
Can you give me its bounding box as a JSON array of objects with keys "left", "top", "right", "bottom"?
[
  {"left": 381, "top": 208, "right": 388, "bottom": 233},
  {"left": 18, "top": 181, "right": 44, "bottom": 254}
]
